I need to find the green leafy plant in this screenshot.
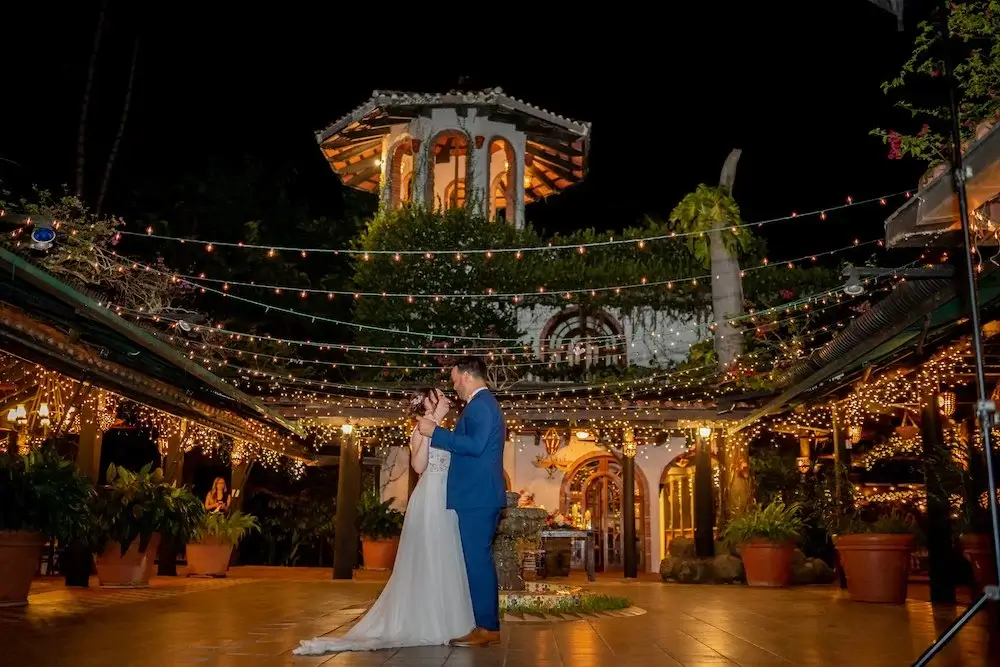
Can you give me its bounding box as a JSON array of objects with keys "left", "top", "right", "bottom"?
[
  {"left": 0, "top": 445, "right": 94, "bottom": 542},
  {"left": 838, "top": 510, "right": 924, "bottom": 544},
  {"left": 356, "top": 488, "right": 404, "bottom": 540},
  {"left": 91, "top": 464, "right": 204, "bottom": 554},
  {"left": 721, "top": 500, "right": 804, "bottom": 546},
  {"left": 500, "top": 593, "right": 630, "bottom": 615},
  {"left": 192, "top": 511, "right": 259, "bottom": 547}
]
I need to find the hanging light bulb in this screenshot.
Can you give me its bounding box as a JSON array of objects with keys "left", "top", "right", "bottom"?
[
  {"left": 15, "top": 404, "right": 27, "bottom": 426},
  {"left": 37, "top": 402, "right": 49, "bottom": 418}
]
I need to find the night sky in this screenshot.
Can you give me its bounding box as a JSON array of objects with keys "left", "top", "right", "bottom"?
[{"left": 5, "top": 2, "right": 923, "bottom": 261}]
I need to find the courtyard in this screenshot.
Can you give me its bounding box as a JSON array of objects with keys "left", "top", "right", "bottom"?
[{"left": 0, "top": 569, "right": 996, "bottom": 667}]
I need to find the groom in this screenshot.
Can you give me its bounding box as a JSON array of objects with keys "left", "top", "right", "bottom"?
[{"left": 417, "top": 356, "right": 505, "bottom": 647}]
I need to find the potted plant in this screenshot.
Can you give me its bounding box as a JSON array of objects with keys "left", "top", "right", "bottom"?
[
  {"left": 0, "top": 445, "right": 94, "bottom": 606},
  {"left": 186, "top": 511, "right": 259, "bottom": 577},
  {"left": 957, "top": 507, "right": 997, "bottom": 596},
  {"left": 91, "top": 464, "right": 204, "bottom": 587},
  {"left": 722, "top": 500, "right": 803, "bottom": 587},
  {"left": 834, "top": 511, "right": 921, "bottom": 604},
  {"left": 357, "top": 489, "right": 404, "bottom": 571}
]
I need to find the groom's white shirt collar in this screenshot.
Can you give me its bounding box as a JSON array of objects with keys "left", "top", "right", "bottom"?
[{"left": 468, "top": 386, "right": 488, "bottom": 402}]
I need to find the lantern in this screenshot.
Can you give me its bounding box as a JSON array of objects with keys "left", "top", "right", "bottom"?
[
  {"left": 796, "top": 456, "right": 811, "bottom": 475},
  {"left": 541, "top": 428, "right": 562, "bottom": 456},
  {"left": 938, "top": 392, "right": 956, "bottom": 417},
  {"left": 847, "top": 424, "right": 862, "bottom": 442},
  {"left": 622, "top": 429, "right": 637, "bottom": 458}
]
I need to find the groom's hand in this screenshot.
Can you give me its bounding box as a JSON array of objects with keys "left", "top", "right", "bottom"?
[{"left": 416, "top": 417, "right": 436, "bottom": 437}]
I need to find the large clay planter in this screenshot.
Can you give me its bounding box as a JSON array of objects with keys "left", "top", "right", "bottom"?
[
  {"left": 95, "top": 533, "right": 161, "bottom": 588},
  {"left": 361, "top": 536, "right": 400, "bottom": 571},
  {"left": 0, "top": 530, "right": 45, "bottom": 607},
  {"left": 836, "top": 533, "right": 913, "bottom": 604},
  {"left": 741, "top": 540, "right": 794, "bottom": 587},
  {"left": 960, "top": 533, "right": 999, "bottom": 593},
  {"left": 186, "top": 538, "right": 234, "bottom": 577}
]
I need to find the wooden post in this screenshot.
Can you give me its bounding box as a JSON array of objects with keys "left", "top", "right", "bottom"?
[
  {"left": 162, "top": 419, "right": 186, "bottom": 485},
  {"left": 622, "top": 429, "right": 638, "bottom": 578},
  {"left": 76, "top": 391, "right": 104, "bottom": 481},
  {"left": 694, "top": 429, "right": 715, "bottom": 558},
  {"left": 229, "top": 459, "right": 253, "bottom": 515},
  {"left": 921, "top": 388, "right": 957, "bottom": 603},
  {"left": 333, "top": 429, "right": 362, "bottom": 579}
]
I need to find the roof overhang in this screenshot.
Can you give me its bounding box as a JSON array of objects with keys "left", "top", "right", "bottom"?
[
  {"left": 316, "top": 88, "right": 591, "bottom": 199},
  {"left": 0, "top": 247, "right": 307, "bottom": 447},
  {"left": 885, "top": 121, "right": 1000, "bottom": 248}
]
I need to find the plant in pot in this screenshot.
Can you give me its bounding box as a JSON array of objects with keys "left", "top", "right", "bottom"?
[
  {"left": 186, "top": 511, "right": 259, "bottom": 577},
  {"left": 834, "top": 510, "right": 922, "bottom": 604},
  {"left": 957, "top": 502, "right": 997, "bottom": 596},
  {"left": 722, "top": 500, "right": 803, "bottom": 587},
  {"left": 0, "top": 445, "right": 94, "bottom": 606},
  {"left": 91, "top": 464, "right": 204, "bottom": 587},
  {"left": 357, "top": 489, "right": 404, "bottom": 571}
]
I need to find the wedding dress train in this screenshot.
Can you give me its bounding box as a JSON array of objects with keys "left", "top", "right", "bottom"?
[{"left": 294, "top": 446, "right": 475, "bottom": 654}]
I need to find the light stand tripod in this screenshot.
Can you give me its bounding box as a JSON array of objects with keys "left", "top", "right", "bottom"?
[{"left": 909, "top": 12, "right": 1000, "bottom": 667}]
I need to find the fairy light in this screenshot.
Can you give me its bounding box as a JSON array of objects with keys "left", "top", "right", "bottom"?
[{"left": 109, "top": 191, "right": 908, "bottom": 257}]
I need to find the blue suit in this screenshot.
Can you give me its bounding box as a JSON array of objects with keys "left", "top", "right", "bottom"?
[{"left": 430, "top": 389, "right": 505, "bottom": 631}]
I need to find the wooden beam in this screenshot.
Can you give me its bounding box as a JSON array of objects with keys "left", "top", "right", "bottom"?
[{"left": 324, "top": 137, "right": 382, "bottom": 162}]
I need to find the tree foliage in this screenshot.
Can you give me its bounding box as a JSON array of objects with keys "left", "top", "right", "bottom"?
[{"left": 872, "top": 1, "right": 1000, "bottom": 164}]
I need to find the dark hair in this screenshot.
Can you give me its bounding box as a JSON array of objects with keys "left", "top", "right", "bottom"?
[
  {"left": 407, "top": 388, "right": 439, "bottom": 417},
  {"left": 453, "top": 356, "right": 487, "bottom": 381}
]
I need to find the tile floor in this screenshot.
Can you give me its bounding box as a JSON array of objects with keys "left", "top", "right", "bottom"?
[{"left": 0, "top": 569, "right": 997, "bottom": 666}]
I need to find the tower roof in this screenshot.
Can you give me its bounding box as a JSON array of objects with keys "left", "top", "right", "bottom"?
[{"left": 316, "top": 88, "right": 591, "bottom": 197}]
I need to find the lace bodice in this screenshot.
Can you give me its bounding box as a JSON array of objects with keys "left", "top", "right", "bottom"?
[{"left": 426, "top": 447, "right": 451, "bottom": 474}]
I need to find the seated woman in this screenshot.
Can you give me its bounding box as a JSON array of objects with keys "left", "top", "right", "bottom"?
[{"left": 204, "top": 477, "right": 229, "bottom": 513}]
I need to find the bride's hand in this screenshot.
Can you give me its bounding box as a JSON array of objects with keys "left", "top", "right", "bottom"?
[{"left": 431, "top": 389, "right": 451, "bottom": 420}]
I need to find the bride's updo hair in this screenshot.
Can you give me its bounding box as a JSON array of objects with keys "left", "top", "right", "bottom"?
[{"left": 407, "top": 388, "right": 438, "bottom": 417}]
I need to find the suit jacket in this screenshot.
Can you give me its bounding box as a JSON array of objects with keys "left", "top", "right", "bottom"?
[{"left": 430, "top": 389, "right": 506, "bottom": 510}]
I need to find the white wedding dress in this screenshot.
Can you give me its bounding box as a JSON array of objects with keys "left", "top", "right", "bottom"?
[{"left": 294, "top": 439, "right": 475, "bottom": 655}]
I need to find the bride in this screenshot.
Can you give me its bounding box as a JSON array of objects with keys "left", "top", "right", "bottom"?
[{"left": 294, "top": 388, "right": 475, "bottom": 655}]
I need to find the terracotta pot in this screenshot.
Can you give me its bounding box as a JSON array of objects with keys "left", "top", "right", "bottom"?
[
  {"left": 836, "top": 533, "right": 914, "bottom": 604},
  {"left": 741, "top": 540, "right": 794, "bottom": 587},
  {"left": 95, "top": 533, "right": 161, "bottom": 588},
  {"left": 960, "top": 533, "right": 999, "bottom": 593},
  {"left": 0, "top": 530, "right": 45, "bottom": 607},
  {"left": 186, "top": 538, "right": 234, "bottom": 577},
  {"left": 361, "top": 536, "right": 400, "bottom": 571}
]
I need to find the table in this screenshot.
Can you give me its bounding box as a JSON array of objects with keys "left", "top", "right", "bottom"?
[{"left": 539, "top": 529, "right": 595, "bottom": 581}]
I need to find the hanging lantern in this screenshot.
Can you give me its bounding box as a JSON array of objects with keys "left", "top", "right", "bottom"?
[
  {"left": 938, "top": 392, "right": 956, "bottom": 417},
  {"left": 622, "top": 428, "right": 637, "bottom": 458},
  {"left": 541, "top": 428, "right": 562, "bottom": 457},
  {"left": 796, "top": 456, "right": 811, "bottom": 474},
  {"left": 847, "top": 424, "right": 862, "bottom": 442}
]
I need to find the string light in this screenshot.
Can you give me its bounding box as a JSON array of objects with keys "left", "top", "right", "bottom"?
[{"left": 109, "top": 191, "right": 908, "bottom": 257}]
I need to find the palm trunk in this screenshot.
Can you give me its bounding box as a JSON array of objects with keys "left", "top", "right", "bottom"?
[{"left": 710, "top": 149, "right": 745, "bottom": 369}]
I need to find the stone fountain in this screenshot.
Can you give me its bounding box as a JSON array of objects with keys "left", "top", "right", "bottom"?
[
  {"left": 493, "top": 491, "right": 547, "bottom": 591},
  {"left": 494, "top": 491, "right": 581, "bottom": 610}
]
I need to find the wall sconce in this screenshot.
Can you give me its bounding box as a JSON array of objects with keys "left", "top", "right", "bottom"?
[
  {"left": 574, "top": 430, "right": 593, "bottom": 441},
  {"left": 340, "top": 422, "right": 354, "bottom": 436},
  {"left": 698, "top": 426, "right": 712, "bottom": 439}
]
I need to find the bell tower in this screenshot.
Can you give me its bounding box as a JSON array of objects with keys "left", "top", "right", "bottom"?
[{"left": 315, "top": 88, "right": 590, "bottom": 228}]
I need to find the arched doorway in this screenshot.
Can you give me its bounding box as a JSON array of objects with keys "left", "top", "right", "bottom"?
[
  {"left": 660, "top": 455, "right": 721, "bottom": 554},
  {"left": 561, "top": 454, "right": 648, "bottom": 572}
]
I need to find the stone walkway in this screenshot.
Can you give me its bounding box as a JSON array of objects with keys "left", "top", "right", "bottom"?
[{"left": 0, "top": 569, "right": 997, "bottom": 666}]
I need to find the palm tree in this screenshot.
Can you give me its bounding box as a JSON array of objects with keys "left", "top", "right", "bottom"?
[{"left": 668, "top": 150, "right": 749, "bottom": 370}]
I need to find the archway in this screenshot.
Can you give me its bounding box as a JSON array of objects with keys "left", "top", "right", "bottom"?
[
  {"left": 560, "top": 453, "right": 649, "bottom": 572},
  {"left": 540, "top": 306, "right": 627, "bottom": 368},
  {"left": 487, "top": 137, "right": 516, "bottom": 223},
  {"left": 659, "top": 454, "right": 721, "bottom": 554},
  {"left": 386, "top": 137, "right": 414, "bottom": 209},
  {"left": 425, "top": 130, "right": 471, "bottom": 211}
]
